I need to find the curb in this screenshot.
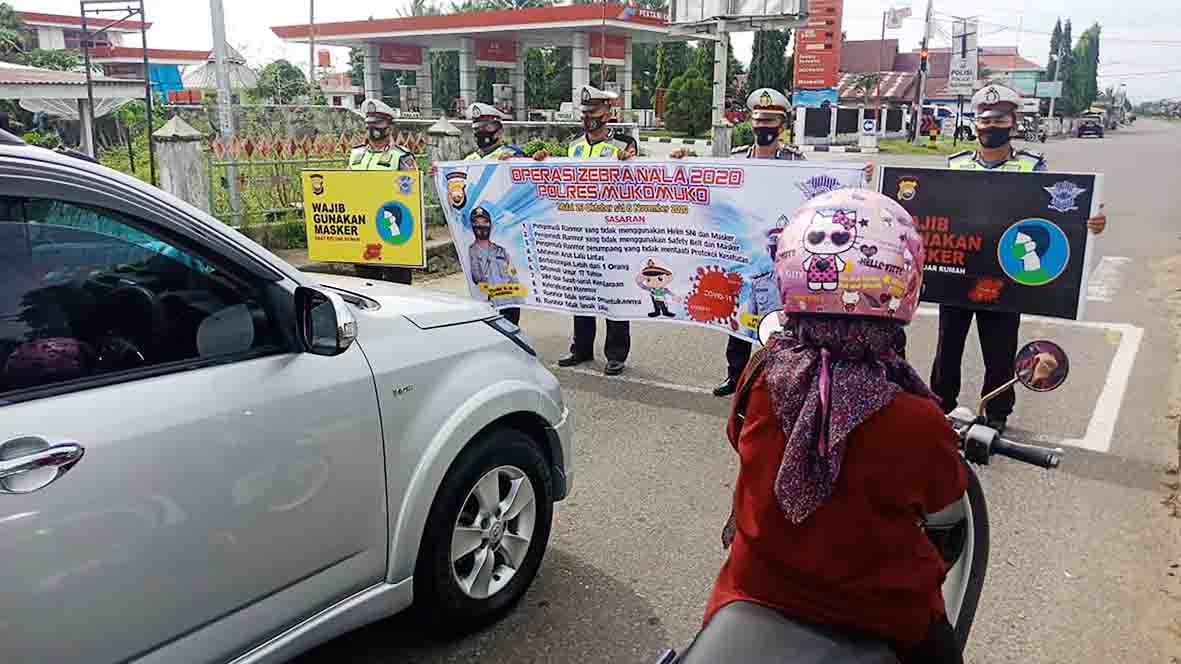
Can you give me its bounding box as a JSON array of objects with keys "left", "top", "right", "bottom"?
[
  {"left": 797, "top": 145, "right": 879, "bottom": 154},
  {"left": 638, "top": 136, "right": 713, "bottom": 146}
]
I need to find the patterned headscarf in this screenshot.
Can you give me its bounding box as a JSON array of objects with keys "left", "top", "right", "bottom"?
[{"left": 723, "top": 316, "right": 937, "bottom": 545}]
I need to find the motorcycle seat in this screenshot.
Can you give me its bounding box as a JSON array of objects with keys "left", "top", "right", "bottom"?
[{"left": 675, "top": 601, "right": 898, "bottom": 664}]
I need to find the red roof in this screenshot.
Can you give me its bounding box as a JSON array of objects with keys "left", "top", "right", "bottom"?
[
  {"left": 979, "top": 53, "right": 1043, "bottom": 71},
  {"left": 840, "top": 39, "right": 899, "bottom": 75},
  {"left": 89, "top": 46, "right": 210, "bottom": 62},
  {"left": 271, "top": 3, "right": 665, "bottom": 40},
  {"left": 16, "top": 11, "right": 150, "bottom": 31}
]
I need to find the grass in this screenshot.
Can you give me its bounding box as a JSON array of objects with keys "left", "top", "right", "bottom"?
[{"left": 879, "top": 135, "right": 968, "bottom": 156}]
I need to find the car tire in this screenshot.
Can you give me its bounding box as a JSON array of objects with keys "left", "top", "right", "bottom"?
[{"left": 414, "top": 427, "right": 554, "bottom": 635}]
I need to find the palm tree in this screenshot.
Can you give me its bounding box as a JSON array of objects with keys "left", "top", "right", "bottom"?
[
  {"left": 851, "top": 72, "right": 882, "bottom": 107},
  {"left": 399, "top": 0, "right": 442, "bottom": 16}
]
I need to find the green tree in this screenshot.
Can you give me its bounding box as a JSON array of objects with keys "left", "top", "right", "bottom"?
[
  {"left": 748, "top": 29, "right": 791, "bottom": 93},
  {"left": 1064, "top": 22, "right": 1100, "bottom": 115},
  {"left": 663, "top": 72, "right": 711, "bottom": 136},
  {"left": 253, "top": 59, "right": 309, "bottom": 104},
  {"left": 17, "top": 49, "right": 81, "bottom": 71},
  {"left": 0, "top": 2, "right": 25, "bottom": 56},
  {"left": 851, "top": 72, "right": 881, "bottom": 107},
  {"left": 655, "top": 42, "right": 691, "bottom": 89},
  {"left": 1046, "top": 18, "right": 1063, "bottom": 82}
]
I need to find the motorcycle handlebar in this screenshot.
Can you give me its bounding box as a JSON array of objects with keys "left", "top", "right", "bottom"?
[{"left": 991, "top": 437, "right": 1061, "bottom": 469}]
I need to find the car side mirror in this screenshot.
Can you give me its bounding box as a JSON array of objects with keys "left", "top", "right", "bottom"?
[
  {"left": 295, "top": 286, "right": 357, "bottom": 356},
  {"left": 757, "top": 310, "right": 785, "bottom": 346}
]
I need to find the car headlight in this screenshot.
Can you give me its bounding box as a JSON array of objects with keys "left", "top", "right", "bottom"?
[{"left": 485, "top": 316, "right": 537, "bottom": 356}]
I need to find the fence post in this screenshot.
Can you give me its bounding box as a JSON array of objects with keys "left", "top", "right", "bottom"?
[
  {"left": 427, "top": 116, "right": 465, "bottom": 162},
  {"left": 153, "top": 116, "right": 211, "bottom": 213}
]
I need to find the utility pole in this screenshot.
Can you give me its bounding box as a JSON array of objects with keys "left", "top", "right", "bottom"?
[
  {"left": 209, "top": 0, "right": 240, "bottom": 223},
  {"left": 1048, "top": 23, "right": 1065, "bottom": 119},
  {"left": 912, "top": 0, "right": 934, "bottom": 145},
  {"left": 308, "top": 0, "right": 316, "bottom": 96}
]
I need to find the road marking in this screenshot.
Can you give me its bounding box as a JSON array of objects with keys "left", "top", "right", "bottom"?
[
  {"left": 554, "top": 365, "right": 716, "bottom": 396},
  {"left": 917, "top": 306, "right": 1143, "bottom": 453},
  {"left": 553, "top": 311, "right": 1142, "bottom": 454},
  {"left": 1086, "top": 256, "right": 1132, "bottom": 302}
]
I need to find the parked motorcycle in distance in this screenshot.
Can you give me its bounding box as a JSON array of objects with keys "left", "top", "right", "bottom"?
[{"left": 656, "top": 314, "right": 1068, "bottom": 664}]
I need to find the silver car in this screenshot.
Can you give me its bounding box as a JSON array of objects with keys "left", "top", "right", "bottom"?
[{"left": 0, "top": 133, "right": 572, "bottom": 663}]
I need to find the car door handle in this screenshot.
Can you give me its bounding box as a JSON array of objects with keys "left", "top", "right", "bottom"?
[{"left": 0, "top": 439, "right": 85, "bottom": 494}]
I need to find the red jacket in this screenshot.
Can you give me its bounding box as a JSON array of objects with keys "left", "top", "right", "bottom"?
[{"left": 705, "top": 370, "right": 968, "bottom": 649}]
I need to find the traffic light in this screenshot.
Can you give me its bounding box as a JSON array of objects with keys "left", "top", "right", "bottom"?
[{"left": 920, "top": 47, "right": 929, "bottom": 73}]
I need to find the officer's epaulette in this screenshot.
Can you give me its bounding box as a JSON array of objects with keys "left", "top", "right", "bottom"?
[
  {"left": 731, "top": 145, "right": 751, "bottom": 155},
  {"left": 351, "top": 143, "right": 366, "bottom": 150},
  {"left": 948, "top": 149, "right": 975, "bottom": 160},
  {"left": 1015, "top": 148, "right": 1045, "bottom": 162}
]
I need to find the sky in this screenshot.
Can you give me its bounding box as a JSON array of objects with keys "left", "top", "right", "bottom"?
[{"left": 23, "top": 0, "right": 1181, "bottom": 101}]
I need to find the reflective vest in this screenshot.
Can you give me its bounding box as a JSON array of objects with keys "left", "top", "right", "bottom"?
[
  {"left": 567, "top": 136, "right": 621, "bottom": 158},
  {"left": 947, "top": 149, "right": 1043, "bottom": 172},
  {"left": 349, "top": 144, "right": 412, "bottom": 170},
  {"left": 464, "top": 144, "right": 525, "bottom": 161}
]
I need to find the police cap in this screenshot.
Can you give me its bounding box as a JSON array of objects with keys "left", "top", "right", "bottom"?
[
  {"left": 468, "top": 102, "right": 508, "bottom": 123},
  {"left": 747, "top": 88, "right": 790, "bottom": 121},
  {"left": 971, "top": 84, "right": 1021, "bottom": 119},
  {"left": 578, "top": 84, "right": 618, "bottom": 112},
  {"left": 361, "top": 98, "right": 397, "bottom": 124}
]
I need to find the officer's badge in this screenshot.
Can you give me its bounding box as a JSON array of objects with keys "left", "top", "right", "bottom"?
[
  {"left": 984, "top": 87, "right": 999, "bottom": 104},
  {"left": 581, "top": 87, "right": 592, "bottom": 104},
  {"left": 897, "top": 177, "right": 919, "bottom": 201},
  {"left": 399, "top": 175, "right": 413, "bottom": 195},
  {"left": 1044, "top": 180, "right": 1087, "bottom": 213},
  {"left": 759, "top": 91, "right": 773, "bottom": 108},
  {"left": 366, "top": 101, "right": 377, "bottom": 114}
]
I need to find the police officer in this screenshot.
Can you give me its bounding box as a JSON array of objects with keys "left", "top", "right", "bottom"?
[
  {"left": 351, "top": 98, "right": 419, "bottom": 285},
  {"left": 674, "top": 88, "right": 873, "bottom": 396},
  {"left": 534, "top": 85, "right": 634, "bottom": 375},
  {"left": 467, "top": 205, "right": 524, "bottom": 325},
  {"left": 931, "top": 83, "right": 1108, "bottom": 432},
  {"left": 465, "top": 103, "right": 526, "bottom": 161}
]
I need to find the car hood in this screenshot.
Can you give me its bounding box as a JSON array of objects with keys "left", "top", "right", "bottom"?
[{"left": 308, "top": 273, "right": 497, "bottom": 329}]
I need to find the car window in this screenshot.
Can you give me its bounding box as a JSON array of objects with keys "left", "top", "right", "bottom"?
[{"left": 0, "top": 199, "right": 281, "bottom": 397}]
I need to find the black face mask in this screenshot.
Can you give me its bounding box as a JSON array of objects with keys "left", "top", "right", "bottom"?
[
  {"left": 368, "top": 126, "right": 390, "bottom": 142},
  {"left": 473, "top": 224, "right": 491, "bottom": 240},
  {"left": 475, "top": 131, "right": 498, "bottom": 150},
  {"left": 753, "top": 126, "right": 780, "bottom": 146},
  {"left": 583, "top": 116, "right": 606, "bottom": 134},
  {"left": 978, "top": 126, "right": 1012, "bottom": 149}
]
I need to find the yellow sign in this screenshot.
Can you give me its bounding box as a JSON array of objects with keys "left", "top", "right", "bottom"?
[{"left": 301, "top": 170, "right": 426, "bottom": 268}]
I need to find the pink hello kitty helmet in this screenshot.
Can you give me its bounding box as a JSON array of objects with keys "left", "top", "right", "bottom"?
[{"left": 775, "top": 188, "right": 925, "bottom": 323}]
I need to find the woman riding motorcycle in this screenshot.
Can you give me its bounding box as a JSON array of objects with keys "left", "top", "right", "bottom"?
[{"left": 706, "top": 189, "right": 969, "bottom": 664}]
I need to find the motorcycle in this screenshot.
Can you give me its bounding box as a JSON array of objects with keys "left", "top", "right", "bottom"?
[
  {"left": 1020, "top": 116, "right": 1048, "bottom": 143},
  {"left": 656, "top": 315, "right": 1069, "bottom": 664}
]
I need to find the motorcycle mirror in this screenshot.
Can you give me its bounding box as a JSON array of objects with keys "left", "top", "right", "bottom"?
[
  {"left": 757, "top": 310, "right": 785, "bottom": 346},
  {"left": 1014, "top": 339, "right": 1069, "bottom": 392}
]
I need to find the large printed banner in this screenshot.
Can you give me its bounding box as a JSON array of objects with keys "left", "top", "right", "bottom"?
[
  {"left": 434, "top": 159, "right": 866, "bottom": 341},
  {"left": 301, "top": 170, "right": 426, "bottom": 268},
  {"left": 880, "top": 166, "right": 1101, "bottom": 319}
]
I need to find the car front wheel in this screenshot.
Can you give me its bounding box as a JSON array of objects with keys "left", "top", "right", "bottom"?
[{"left": 414, "top": 427, "right": 554, "bottom": 633}]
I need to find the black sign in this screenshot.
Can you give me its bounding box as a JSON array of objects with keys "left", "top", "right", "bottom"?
[{"left": 880, "top": 166, "right": 1099, "bottom": 319}]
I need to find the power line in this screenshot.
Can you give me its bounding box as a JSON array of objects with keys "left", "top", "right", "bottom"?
[
  {"left": 1097, "top": 68, "right": 1181, "bottom": 78},
  {"left": 930, "top": 13, "right": 1181, "bottom": 46}
]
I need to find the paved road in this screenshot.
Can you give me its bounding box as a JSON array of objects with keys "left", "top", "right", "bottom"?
[{"left": 297, "top": 121, "right": 1181, "bottom": 663}]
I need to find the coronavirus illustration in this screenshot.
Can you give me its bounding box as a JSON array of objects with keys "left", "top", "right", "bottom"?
[{"left": 686, "top": 265, "right": 745, "bottom": 329}]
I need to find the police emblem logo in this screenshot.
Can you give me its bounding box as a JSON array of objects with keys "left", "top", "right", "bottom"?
[
  {"left": 366, "top": 101, "right": 377, "bottom": 113},
  {"left": 1044, "top": 181, "right": 1087, "bottom": 213},
  {"left": 796, "top": 174, "right": 842, "bottom": 200},
  {"left": 399, "top": 175, "right": 413, "bottom": 195},
  {"left": 984, "top": 87, "right": 999, "bottom": 104},
  {"left": 897, "top": 177, "right": 919, "bottom": 201},
  {"left": 581, "top": 87, "right": 592, "bottom": 104},
  {"left": 759, "top": 91, "right": 773, "bottom": 108}
]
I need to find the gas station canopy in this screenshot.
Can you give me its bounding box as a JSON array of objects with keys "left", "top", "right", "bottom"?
[{"left": 271, "top": 4, "right": 670, "bottom": 52}]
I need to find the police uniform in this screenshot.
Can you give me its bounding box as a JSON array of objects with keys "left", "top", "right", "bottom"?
[
  {"left": 719, "top": 88, "right": 802, "bottom": 395},
  {"left": 464, "top": 103, "right": 526, "bottom": 161},
  {"left": 468, "top": 206, "right": 524, "bottom": 324},
  {"left": 352, "top": 98, "right": 417, "bottom": 284},
  {"left": 563, "top": 85, "right": 631, "bottom": 373},
  {"left": 930, "top": 84, "right": 1046, "bottom": 429}
]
